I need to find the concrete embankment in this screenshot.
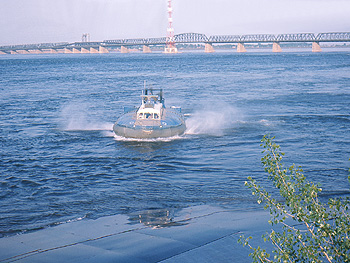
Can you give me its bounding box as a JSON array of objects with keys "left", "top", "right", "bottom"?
[{"left": 0, "top": 205, "right": 274, "bottom": 263}]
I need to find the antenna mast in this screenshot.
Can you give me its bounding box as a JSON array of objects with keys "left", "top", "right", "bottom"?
[{"left": 164, "top": 0, "right": 178, "bottom": 53}]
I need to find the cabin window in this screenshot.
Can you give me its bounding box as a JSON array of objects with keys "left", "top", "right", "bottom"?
[{"left": 138, "top": 112, "right": 160, "bottom": 120}]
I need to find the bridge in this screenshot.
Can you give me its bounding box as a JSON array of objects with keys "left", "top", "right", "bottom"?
[{"left": 1, "top": 32, "right": 349, "bottom": 54}]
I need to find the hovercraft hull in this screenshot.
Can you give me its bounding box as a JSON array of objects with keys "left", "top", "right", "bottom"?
[
  {"left": 113, "top": 109, "right": 186, "bottom": 139},
  {"left": 113, "top": 88, "right": 186, "bottom": 139},
  {"left": 113, "top": 123, "right": 186, "bottom": 139}
]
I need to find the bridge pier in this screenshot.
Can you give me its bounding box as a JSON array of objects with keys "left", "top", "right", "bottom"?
[
  {"left": 99, "top": 46, "right": 109, "bottom": 53},
  {"left": 17, "top": 50, "right": 30, "bottom": 54},
  {"left": 90, "top": 47, "right": 99, "bottom": 53},
  {"left": 164, "top": 46, "right": 178, "bottom": 53},
  {"left": 204, "top": 43, "right": 215, "bottom": 53},
  {"left": 81, "top": 48, "right": 90, "bottom": 53},
  {"left": 312, "top": 42, "right": 322, "bottom": 52},
  {"left": 73, "top": 48, "right": 80, "bottom": 54},
  {"left": 237, "top": 43, "right": 247, "bottom": 53},
  {"left": 121, "top": 46, "right": 129, "bottom": 53},
  {"left": 29, "top": 49, "right": 43, "bottom": 54},
  {"left": 143, "top": 45, "right": 152, "bottom": 53},
  {"left": 0, "top": 51, "right": 6, "bottom": 55},
  {"left": 272, "top": 42, "right": 282, "bottom": 52},
  {"left": 64, "top": 48, "right": 72, "bottom": 53}
]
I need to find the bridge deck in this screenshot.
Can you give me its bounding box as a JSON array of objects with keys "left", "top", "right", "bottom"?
[{"left": 1, "top": 32, "right": 349, "bottom": 53}]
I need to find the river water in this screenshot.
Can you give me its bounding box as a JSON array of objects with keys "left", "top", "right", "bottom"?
[{"left": 1, "top": 50, "right": 350, "bottom": 237}]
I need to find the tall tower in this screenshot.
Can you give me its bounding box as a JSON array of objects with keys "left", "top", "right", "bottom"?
[
  {"left": 164, "top": 0, "right": 178, "bottom": 53},
  {"left": 82, "top": 33, "right": 90, "bottom": 42}
]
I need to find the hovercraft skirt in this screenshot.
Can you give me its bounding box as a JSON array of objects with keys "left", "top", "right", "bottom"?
[{"left": 113, "top": 123, "right": 186, "bottom": 139}]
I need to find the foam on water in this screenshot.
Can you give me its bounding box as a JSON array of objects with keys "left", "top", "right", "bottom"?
[
  {"left": 258, "top": 119, "right": 280, "bottom": 127},
  {"left": 113, "top": 134, "right": 185, "bottom": 142},
  {"left": 103, "top": 130, "right": 116, "bottom": 137}
]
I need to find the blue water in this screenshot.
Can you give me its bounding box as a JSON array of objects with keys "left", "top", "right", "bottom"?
[{"left": 1, "top": 51, "right": 350, "bottom": 237}]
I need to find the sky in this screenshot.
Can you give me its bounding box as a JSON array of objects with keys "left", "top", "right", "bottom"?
[{"left": 1, "top": 0, "right": 349, "bottom": 45}]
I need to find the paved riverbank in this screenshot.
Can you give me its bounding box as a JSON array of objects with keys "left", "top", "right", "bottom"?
[{"left": 0, "top": 206, "right": 274, "bottom": 262}]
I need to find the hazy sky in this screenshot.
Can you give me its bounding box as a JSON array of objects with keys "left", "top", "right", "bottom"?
[{"left": 1, "top": 0, "right": 349, "bottom": 45}]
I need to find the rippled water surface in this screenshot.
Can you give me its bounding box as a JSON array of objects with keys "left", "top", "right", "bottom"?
[{"left": 1, "top": 51, "right": 350, "bottom": 237}]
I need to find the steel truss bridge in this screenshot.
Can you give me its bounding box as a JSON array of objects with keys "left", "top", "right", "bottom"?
[
  {"left": 105, "top": 32, "right": 350, "bottom": 45},
  {"left": 1, "top": 32, "right": 349, "bottom": 54}
]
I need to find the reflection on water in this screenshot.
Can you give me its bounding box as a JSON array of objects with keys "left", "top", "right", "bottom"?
[
  {"left": 128, "top": 209, "right": 188, "bottom": 228},
  {"left": 116, "top": 140, "right": 177, "bottom": 154}
]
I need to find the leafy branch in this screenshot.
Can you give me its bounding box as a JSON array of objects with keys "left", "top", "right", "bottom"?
[{"left": 239, "top": 135, "right": 350, "bottom": 262}]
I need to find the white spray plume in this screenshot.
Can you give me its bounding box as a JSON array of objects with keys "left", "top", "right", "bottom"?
[
  {"left": 60, "top": 102, "right": 113, "bottom": 131},
  {"left": 185, "top": 103, "right": 242, "bottom": 136}
]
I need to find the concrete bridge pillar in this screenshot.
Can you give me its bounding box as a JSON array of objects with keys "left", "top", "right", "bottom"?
[
  {"left": 64, "top": 48, "right": 72, "bottom": 53},
  {"left": 312, "top": 42, "right": 322, "bottom": 52},
  {"left": 272, "top": 42, "right": 282, "bottom": 52},
  {"left": 17, "top": 50, "right": 30, "bottom": 54},
  {"left": 99, "top": 46, "right": 109, "bottom": 53},
  {"left": 29, "top": 49, "right": 43, "bottom": 54},
  {"left": 164, "top": 46, "right": 178, "bottom": 53},
  {"left": 81, "top": 48, "right": 90, "bottom": 53},
  {"left": 0, "top": 51, "right": 6, "bottom": 55},
  {"left": 204, "top": 43, "right": 215, "bottom": 53},
  {"left": 90, "top": 47, "right": 99, "bottom": 53},
  {"left": 121, "top": 46, "right": 129, "bottom": 53},
  {"left": 49, "top": 49, "right": 58, "bottom": 54},
  {"left": 10, "top": 51, "right": 18, "bottom": 54},
  {"left": 143, "top": 45, "right": 152, "bottom": 53},
  {"left": 237, "top": 43, "right": 247, "bottom": 53},
  {"left": 72, "top": 48, "right": 80, "bottom": 54}
]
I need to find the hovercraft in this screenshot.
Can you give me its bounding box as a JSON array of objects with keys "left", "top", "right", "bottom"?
[{"left": 113, "top": 87, "right": 186, "bottom": 139}]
